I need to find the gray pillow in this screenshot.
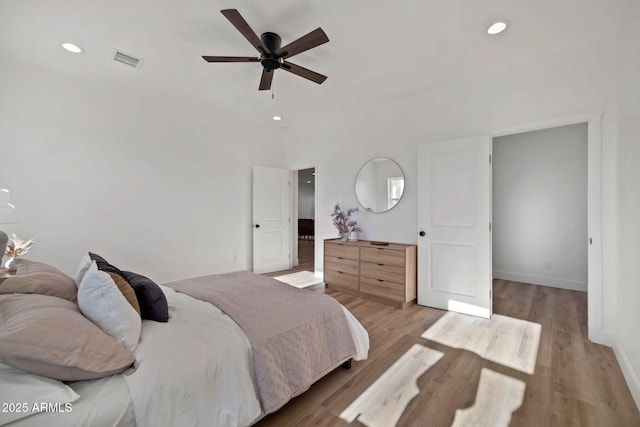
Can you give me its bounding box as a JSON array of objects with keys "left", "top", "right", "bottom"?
[
  {"left": 15, "top": 258, "right": 69, "bottom": 276},
  {"left": 2, "top": 259, "right": 77, "bottom": 301},
  {"left": 0, "top": 294, "right": 135, "bottom": 381}
]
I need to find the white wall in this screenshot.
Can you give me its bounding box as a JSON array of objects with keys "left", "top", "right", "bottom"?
[
  {"left": 0, "top": 61, "right": 286, "bottom": 282},
  {"left": 283, "top": 32, "right": 619, "bottom": 338},
  {"left": 493, "top": 124, "right": 588, "bottom": 291},
  {"left": 613, "top": 0, "right": 640, "bottom": 409}
]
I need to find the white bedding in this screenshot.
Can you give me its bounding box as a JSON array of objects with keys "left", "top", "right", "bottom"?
[
  {"left": 124, "top": 285, "right": 262, "bottom": 427},
  {"left": 5, "top": 284, "right": 369, "bottom": 427},
  {"left": 126, "top": 285, "right": 369, "bottom": 427},
  {"left": 5, "top": 374, "right": 134, "bottom": 427}
]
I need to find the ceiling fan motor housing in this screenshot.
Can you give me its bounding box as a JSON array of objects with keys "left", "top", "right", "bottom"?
[{"left": 260, "top": 32, "right": 282, "bottom": 70}]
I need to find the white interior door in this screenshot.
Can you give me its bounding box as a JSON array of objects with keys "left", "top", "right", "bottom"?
[
  {"left": 417, "top": 136, "right": 492, "bottom": 318},
  {"left": 253, "top": 166, "right": 291, "bottom": 274}
]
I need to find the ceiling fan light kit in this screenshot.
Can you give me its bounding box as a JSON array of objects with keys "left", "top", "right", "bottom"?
[{"left": 202, "top": 9, "right": 329, "bottom": 91}]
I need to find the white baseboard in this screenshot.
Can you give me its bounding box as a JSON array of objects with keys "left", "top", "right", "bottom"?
[
  {"left": 613, "top": 340, "right": 640, "bottom": 412},
  {"left": 493, "top": 271, "right": 587, "bottom": 292}
]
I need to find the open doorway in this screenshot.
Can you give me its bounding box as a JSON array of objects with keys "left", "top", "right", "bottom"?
[
  {"left": 297, "top": 168, "right": 316, "bottom": 272},
  {"left": 492, "top": 123, "right": 588, "bottom": 292},
  {"left": 489, "top": 111, "right": 604, "bottom": 344},
  {"left": 294, "top": 167, "right": 315, "bottom": 272},
  {"left": 266, "top": 166, "right": 322, "bottom": 289}
]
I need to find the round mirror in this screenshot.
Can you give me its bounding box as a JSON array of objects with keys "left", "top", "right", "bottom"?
[{"left": 355, "top": 157, "right": 405, "bottom": 213}]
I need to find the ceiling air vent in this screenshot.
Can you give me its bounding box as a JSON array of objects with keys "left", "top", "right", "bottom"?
[{"left": 112, "top": 49, "right": 144, "bottom": 69}]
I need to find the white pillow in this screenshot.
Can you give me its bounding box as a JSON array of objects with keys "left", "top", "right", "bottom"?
[
  {"left": 78, "top": 262, "right": 141, "bottom": 351},
  {"left": 0, "top": 362, "right": 80, "bottom": 425},
  {"left": 75, "top": 254, "right": 92, "bottom": 287}
]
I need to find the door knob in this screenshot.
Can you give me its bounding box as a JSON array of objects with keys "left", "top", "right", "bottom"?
[
  {"left": 419, "top": 231, "right": 426, "bottom": 237},
  {"left": 255, "top": 224, "right": 260, "bottom": 228}
]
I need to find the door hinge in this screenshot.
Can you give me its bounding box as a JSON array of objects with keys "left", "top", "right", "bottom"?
[
  {"left": 489, "top": 154, "right": 492, "bottom": 164},
  {"left": 489, "top": 222, "right": 492, "bottom": 232},
  {"left": 490, "top": 289, "right": 492, "bottom": 299}
]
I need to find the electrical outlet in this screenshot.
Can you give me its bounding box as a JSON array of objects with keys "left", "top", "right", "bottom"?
[{"left": 545, "top": 261, "right": 552, "bottom": 270}]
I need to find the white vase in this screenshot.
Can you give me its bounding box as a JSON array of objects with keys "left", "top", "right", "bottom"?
[
  {"left": 3, "top": 257, "right": 16, "bottom": 272},
  {"left": 348, "top": 230, "right": 358, "bottom": 242}
]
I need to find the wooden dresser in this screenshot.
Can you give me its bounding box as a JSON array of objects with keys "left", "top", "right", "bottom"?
[{"left": 324, "top": 239, "right": 417, "bottom": 308}]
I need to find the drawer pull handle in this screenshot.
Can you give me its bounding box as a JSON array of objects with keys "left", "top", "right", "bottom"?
[
  {"left": 377, "top": 263, "right": 384, "bottom": 266},
  {"left": 377, "top": 279, "right": 384, "bottom": 282},
  {"left": 337, "top": 271, "right": 343, "bottom": 274},
  {"left": 337, "top": 257, "right": 344, "bottom": 260}
]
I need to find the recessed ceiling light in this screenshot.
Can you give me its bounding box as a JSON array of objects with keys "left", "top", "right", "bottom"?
[
  {"left": 487, "top": 21, "right": 507, "bottom": 35},
  {"left": 307, "top": 180, "right": 311, "bottom": 184},
  {"left": 273, "top": 115, "right": 282, "bottom": 121},
  {"left": 61, "top": 42, "right": 84, "bottom": 53}
]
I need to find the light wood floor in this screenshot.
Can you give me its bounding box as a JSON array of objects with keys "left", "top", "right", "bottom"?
[{"left": 255, "top": 279, "right": 640, "bottom": 427}]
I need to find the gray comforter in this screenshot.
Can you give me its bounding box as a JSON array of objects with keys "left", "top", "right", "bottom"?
[{"left": 165, "top": 271, "right": 357, "bottom": 414}]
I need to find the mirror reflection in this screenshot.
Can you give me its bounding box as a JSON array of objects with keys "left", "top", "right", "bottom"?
[{"left": 355, "top": 157, "right": 405, "bottom": 213}]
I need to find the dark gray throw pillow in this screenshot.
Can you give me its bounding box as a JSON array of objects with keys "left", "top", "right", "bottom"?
[{"left": 121, "top": 271, "right": 169, "bottom": 322}]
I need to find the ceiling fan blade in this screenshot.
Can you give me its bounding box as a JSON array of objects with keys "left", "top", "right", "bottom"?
[
  {"left": 202, "top": 56, "right": 260, "bottom": 62},
  {"left": 275, "top": 28, "right": 329, "bottom": 59},
  {"left": 220, "top": 9, "right": 270, "bottom": 54},
  {"left": 281, "top": 61, "right": 327, "bottom": 84},
  {"left": 259, "top": 68, "right": 274, "bottom": 91}
]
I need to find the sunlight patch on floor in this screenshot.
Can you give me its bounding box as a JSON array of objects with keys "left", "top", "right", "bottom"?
[
  {"left": 421, "top": 312, "right": 541, "bottom": 374},
  {"left": 452, "top": 368, "right": 526, "bottom": 427},
  {"left": 339, "top": 344, "right": 443, "bottom": 427},
  {"left": 273, "top": 271, "right": 322, "bottom": 288}
]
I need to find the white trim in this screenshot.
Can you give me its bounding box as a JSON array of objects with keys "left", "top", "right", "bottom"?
[
  {"left": 614, "top": 340, "right": 640, "bottom": 411},
  {"left": 491, "top": 109, "right": 603, "bottom": 137},
  {"left": 493, "top": 271, "right": 587, "bottom": 292},
  {"left": 490, "top": 109, "right": 605, "bottom": 345}
]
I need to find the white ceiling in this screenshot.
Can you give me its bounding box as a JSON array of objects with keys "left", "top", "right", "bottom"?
[{"left": 0, "top": 0, "right": 626, "bottom": 130}]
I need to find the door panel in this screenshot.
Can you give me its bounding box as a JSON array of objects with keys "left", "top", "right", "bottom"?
[
  {"left": 417, "top": 137, "right": 492, "bottom": 318},
  {"left": 253, "top": 166, "right": 290, "bottom": 274}
]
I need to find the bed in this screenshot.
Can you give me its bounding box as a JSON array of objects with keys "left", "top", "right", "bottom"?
[{"left": 0, "top": 258, "right": 369, "bottom": 427}]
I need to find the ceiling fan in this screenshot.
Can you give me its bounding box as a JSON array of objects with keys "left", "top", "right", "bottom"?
[{"left": 202, "top": 9, "right": 329, "bottom": 91}]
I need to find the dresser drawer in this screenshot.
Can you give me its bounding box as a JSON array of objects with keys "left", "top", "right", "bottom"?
[
  {"left": 360, "top": 262, "right": 405, "bottom": 284},
  {"left": 360, "top": 247, "right": 405, "bottom": 267},
  {"left": 325, "top": 256, "right": 359, "bottom": 275},
  {"left": 324, "top": 269, "right": 359, "bottom": 290},
  {"left": 325, "top": 242, "right": 359, "bottom": 260},
  {"left": 360, "top": 276, "right": 404, "bottom": 301}
]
